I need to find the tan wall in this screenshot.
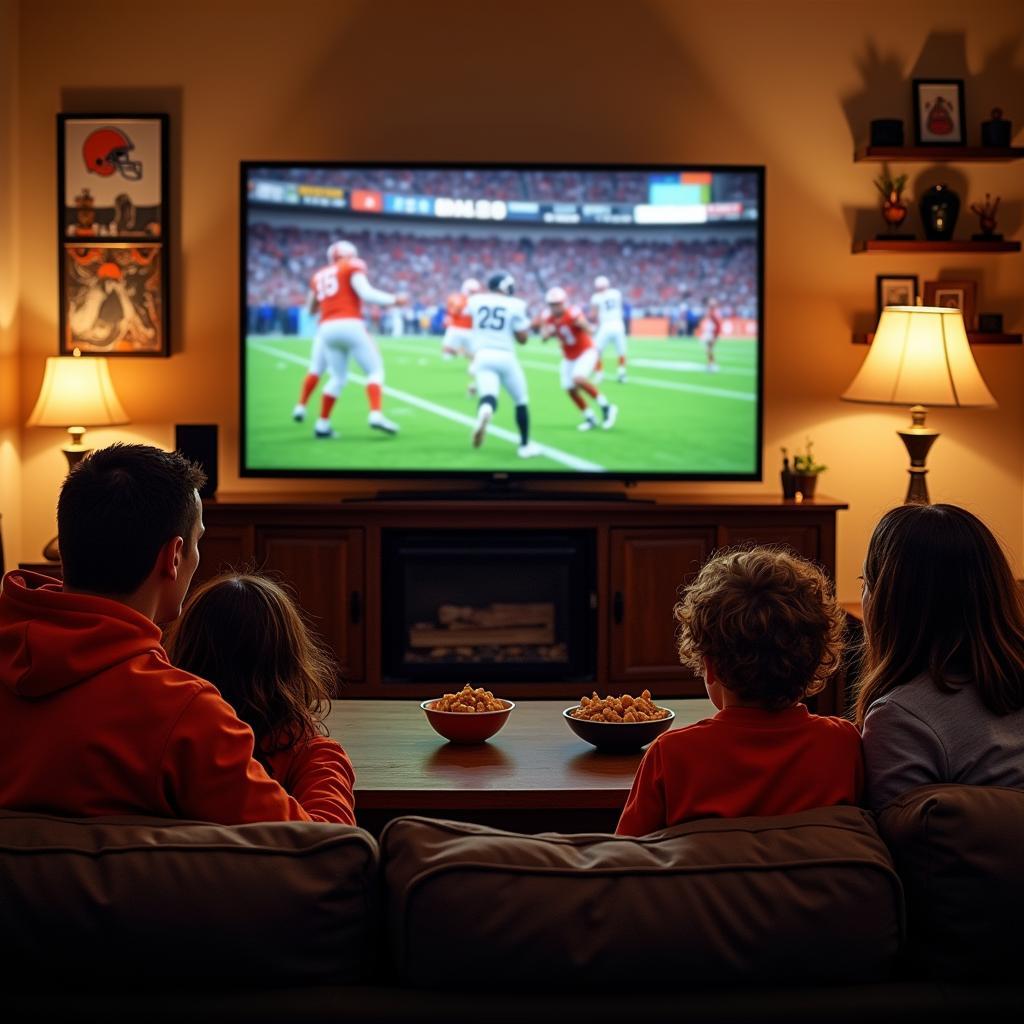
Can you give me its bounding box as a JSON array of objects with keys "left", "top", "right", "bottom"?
[
  {"left": 12, "top": 0, "right": 1024, "bottom": 597},
  {"left": 0, "top": 0, "right": 22, "bottom": 569}
]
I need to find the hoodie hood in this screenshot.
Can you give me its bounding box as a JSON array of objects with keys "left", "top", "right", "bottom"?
[{"left": 0, "top": 571, "right": 163, "bottom": 698}]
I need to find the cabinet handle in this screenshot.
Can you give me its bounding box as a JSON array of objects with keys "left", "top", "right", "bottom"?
[
  {"left": 613, "top": 591, "right": 624, "bottom": 624},
  {"left": 349, "top": 591, "right": 362, "bottom": 625}
]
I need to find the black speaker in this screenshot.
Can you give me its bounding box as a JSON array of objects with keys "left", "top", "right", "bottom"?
[{"left": 175, "top": 424, "right": 218, "bottom": 498}]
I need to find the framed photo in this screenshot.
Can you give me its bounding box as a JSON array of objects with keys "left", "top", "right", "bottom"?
[
  {"left": 57, "top": 113, "right": 169, "bottom": 356},
  {"left": 876, "top": 274, "right": 919, "bottom": 316},
  {"left": 923, "top": 279, "right": 977, "bottom": 329},
  {"left": 913, "top": 79, "right": 966, "bottom": 146}
]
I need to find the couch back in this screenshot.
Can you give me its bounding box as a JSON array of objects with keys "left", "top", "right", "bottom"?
[
  {"left": 878, "top": 783, "right": 1024, "bottom": 982},
  {"left": 381, "top": 806, "right": 905, "bottom": 990},
  {"left": 0, "top": 810, "right": 379, "bottom": 984}
]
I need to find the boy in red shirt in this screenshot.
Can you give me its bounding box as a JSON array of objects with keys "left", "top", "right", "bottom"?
[{"left": 617, "top": 547, "right": 862, "bottom": 835}]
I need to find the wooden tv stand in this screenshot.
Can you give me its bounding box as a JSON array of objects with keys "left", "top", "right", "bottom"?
[{"left": 199, "top": 492, "right": 848, "bottom": 711}]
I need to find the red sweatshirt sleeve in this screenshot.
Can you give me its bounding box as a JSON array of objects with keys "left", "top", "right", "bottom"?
[
  {"left": 616, "top": 739, "right": 668, "bottom": 836},
  {"left": 265, "top": 736, "right": 357, "bottom": 825},
  {"left": 160, "top": 689, "right": 314, "bottom": 825}
]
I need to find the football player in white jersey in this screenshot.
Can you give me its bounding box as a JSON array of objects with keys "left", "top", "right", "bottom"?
[
  {"left": 465, "top": 271, "right": 540, "bottom": 458},
  {"left": 589, "top": 275, "right": 628, "bottom": 383}
]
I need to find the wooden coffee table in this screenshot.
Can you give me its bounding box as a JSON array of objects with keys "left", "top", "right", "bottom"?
[{"left": 326, "top": 698, "right": 713, "bottom": 835}]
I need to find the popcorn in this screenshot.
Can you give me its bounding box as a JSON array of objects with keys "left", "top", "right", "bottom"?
[
  {"left": 430, "top": 685, "right": 507, "bottom": 714},
  {"left": 569, "top": 689, "right": 669, "bottom": 723}
]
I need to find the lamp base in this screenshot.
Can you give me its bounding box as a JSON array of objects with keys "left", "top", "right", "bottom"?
[
  {"left": 897, "top": 405, "right": 939, "bottom": 505},
  {"left": 41, "top": 429, "right": 92, "bottom": 561}
]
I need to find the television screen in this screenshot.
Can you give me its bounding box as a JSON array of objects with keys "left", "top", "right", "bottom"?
[{"left": 241, "top": 163, "right": 763, "bottom": 481}]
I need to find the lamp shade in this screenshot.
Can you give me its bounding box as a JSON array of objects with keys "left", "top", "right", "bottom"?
[
  {"left": 26, "top": 354, "right": 130, "bottom": 428},
  {"left": 842, "top": 305, "right": 996, "bottom": 408}
]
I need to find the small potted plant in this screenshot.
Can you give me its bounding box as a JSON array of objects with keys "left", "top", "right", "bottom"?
[
  {"left": 874, "top": 165, "right": 910, "bottom": 239},
  {"left": 792, "top": 439, "right": 826, "bottom": 499}
]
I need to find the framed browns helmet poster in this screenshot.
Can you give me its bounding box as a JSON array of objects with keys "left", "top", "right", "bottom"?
[{"left": 57, "top": 114, "right": 169, "bottom": 356}]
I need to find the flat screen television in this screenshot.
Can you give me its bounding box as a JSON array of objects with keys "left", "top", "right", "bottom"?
[{"left": 241, "top": 162, "right": 763, "bottom": 483}]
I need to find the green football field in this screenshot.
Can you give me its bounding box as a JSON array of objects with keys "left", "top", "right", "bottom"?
[{"left": 245, "top": 334, "right": 758, "bottom": 475}]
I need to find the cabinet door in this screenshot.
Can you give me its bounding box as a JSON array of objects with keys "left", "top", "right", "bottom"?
[
  {"left": 257, "top": 528, "right": 365, "bottom": 683},
  {"left": 609, "top": 528, "right": 715, "bottom": 690},
  {"left": 719, "top": 524, "right": 820, "bottom": 563},
  {"left": 194, "top": 524, "right": 255, "bottom": 587}
]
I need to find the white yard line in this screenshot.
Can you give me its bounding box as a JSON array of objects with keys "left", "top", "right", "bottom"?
[
  {"left": 374, "top": 339, "right": 756, "bottom": 402},
  {"left": 249, "top": 339, "right": 606, "bottom": 472}
]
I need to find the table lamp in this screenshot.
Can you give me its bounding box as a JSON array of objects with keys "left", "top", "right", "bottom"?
[
  {"left": 841, "top": 305, "right": 996, "bottom": 504},
  {"left": 26, "top": 349, "right": 130, "bottom": 559}
]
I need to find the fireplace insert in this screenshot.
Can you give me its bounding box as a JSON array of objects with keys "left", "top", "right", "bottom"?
[{"left": 381, "top": 530, "right": 596, "bottom": 684}]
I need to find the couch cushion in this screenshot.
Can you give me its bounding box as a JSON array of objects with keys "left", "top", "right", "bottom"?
[
  {"left": 877, "top": 783, "right": 1024, "bottom": 982},
  {"left": 0, "top": 810, "right": 379, "bottom": 984},
  {"left": 381, "top": 807, "right": 904, "bottom": 990}
]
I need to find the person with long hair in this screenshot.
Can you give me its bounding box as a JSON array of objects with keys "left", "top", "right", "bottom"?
[
  {"left": 164, "top": 572, "right": 356, "bottom": 825},
  {"left": 857, "top": 504, "right": 1024, "bottom": 812}
]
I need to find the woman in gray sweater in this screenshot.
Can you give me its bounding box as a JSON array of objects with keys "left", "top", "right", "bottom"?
[{"left": 857, "top": 504, "right": 1024, "bottom": 813}]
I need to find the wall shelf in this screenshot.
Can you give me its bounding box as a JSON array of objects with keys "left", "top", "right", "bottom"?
[
  {"left": 855, "top": 145, "right": 1024, "bottom": 162},
  {"left": 853, "top": 331, "right": 1022, "bottom": 346},
  {"left": 852, "top": 239, "right": 1021, "bottom": 254}
]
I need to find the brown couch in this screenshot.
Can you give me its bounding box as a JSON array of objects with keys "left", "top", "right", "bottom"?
[{"left": 3, "top": 788, "right": 1023, "bottom": 1023}]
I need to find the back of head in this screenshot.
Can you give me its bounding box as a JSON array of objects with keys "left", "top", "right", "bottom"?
[
  {"left": 163, "top": 572, "right": 335, "bottom": 753},
  {"left": 57, "top": 443, "right": 206, "bottom": 595},
  {"left": 487, "top": 270, "right": 515, "bottom": 296},
  {"left": 857, "top": 503, "right": 1024, "bottom": 722},
  {"left": 676, "top": 547, "right": 844, "bottom": 709}
]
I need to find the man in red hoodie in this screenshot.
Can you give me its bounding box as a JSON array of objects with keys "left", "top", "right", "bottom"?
[{"left": 0, "top": 444, "right": 355, "bottom": 825}]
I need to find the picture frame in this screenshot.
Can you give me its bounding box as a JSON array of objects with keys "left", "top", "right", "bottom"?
[
  {"left": 57, "top": 113, "right": 169, "bottom": 356},
  {"left": 876, "top": 274, "right": 919, "bottom": 316},
  {"left": 912, "top": 79, "right": 966, "bottom": 146},
  {"left": 923, "top": 279, "right": 977, "bottom": 329}
]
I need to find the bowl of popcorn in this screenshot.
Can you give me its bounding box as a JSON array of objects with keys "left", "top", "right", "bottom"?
[
  {"left": 563, "top": 690, "right": 674, "bottom": 752},
  {"left": 421, "top": 685, "right": 515, "bottom": 744}
]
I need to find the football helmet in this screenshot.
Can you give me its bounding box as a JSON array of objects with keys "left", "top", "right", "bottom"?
[
  {"left": 594, "top": 275, "right": 610, "bottom": 290},
  {"left": 545, "top": 286, "right": 567, "bottom": 305},
  {"left": 488, "top": 271, "right": 515, "bottom": 295},
  {"left": 327, "top": 240, "right": 358, "bottom": 262},
  {"left": 83, "top": 128, "right": 142, "bottom": 181},
  {"left": 461, "top": 277, "right": 481, "bottom": 295}
]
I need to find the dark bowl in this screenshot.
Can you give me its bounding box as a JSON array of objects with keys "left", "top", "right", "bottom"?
[
  {"left": 562, "top": 707, "right": 675, "bottom": 752},
  {"left": 421, "top": 699, "right": 514, "bottom": 744}
]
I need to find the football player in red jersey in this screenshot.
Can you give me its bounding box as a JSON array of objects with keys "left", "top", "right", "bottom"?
[
  {"left": 441, "top": 278, "right": 480, "bottom": 359},
  {"left": 537, "top": 287, "right": 617, "bottom": 432},
  {"left": 441, "top": 277, "right": 481, "bottom": 396},
  {"left": 292, "top": 240, "right": 407, "bottom": 438},
  {"left": 700, "top": 298, "right": 723, "bottom": 373}
]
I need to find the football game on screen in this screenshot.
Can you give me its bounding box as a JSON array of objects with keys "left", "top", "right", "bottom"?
[{"left": 243, "top": 165, "right": 761, "bottom": 478}]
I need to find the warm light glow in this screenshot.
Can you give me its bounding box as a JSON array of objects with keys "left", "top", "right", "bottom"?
[
  {"left": 26, "top": 354, "right": 130, "bottom": 428},
  {"left": 842, "top": 305, "right": 996, "bottom": 408}
]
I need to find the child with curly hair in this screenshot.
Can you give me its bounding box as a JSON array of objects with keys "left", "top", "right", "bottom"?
[
  {"left": 616, "top": 547, "right": 862, "bottom": 835},
  {"left": 164, "top": 572, "right": 356, "bottom": 825}
]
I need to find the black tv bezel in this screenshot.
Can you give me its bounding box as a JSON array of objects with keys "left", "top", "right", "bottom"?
[{"left": 239, "top": 160, "right": 765, "bottom": 485}]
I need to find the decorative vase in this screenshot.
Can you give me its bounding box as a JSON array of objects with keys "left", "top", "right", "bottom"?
[
  {"left": 919, "top": 184, "right": 960, "bottom": 241},
  {"left": 793, "top": 474, "right": 818, "bottom": 500},
  {"left": 882, "top": 197, "right": 908, "bottom": 229},
  {"left": 878, "top": 191, "right": 911, "bottom": 238}
]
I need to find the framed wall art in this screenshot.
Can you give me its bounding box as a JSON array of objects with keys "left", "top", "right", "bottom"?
[
  {"left": 923, "top": 278, "right": 977, "bottom": 329},
  {"left": 57, "top": 113, "right": 169, "bottom": 356},
  {"left": 912, "top": 79, "right": 966, "bottom": 146},
  {"left": 875, "top": 274, "right": 919, "bottom": 316}
]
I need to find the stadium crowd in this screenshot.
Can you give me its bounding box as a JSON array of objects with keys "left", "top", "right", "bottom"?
[
  {"left": 266, "top": 168, "right": 758, "bottom": 206},
  {"left": 247, "top": 222, "right": 757, "bottom": 334}
]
